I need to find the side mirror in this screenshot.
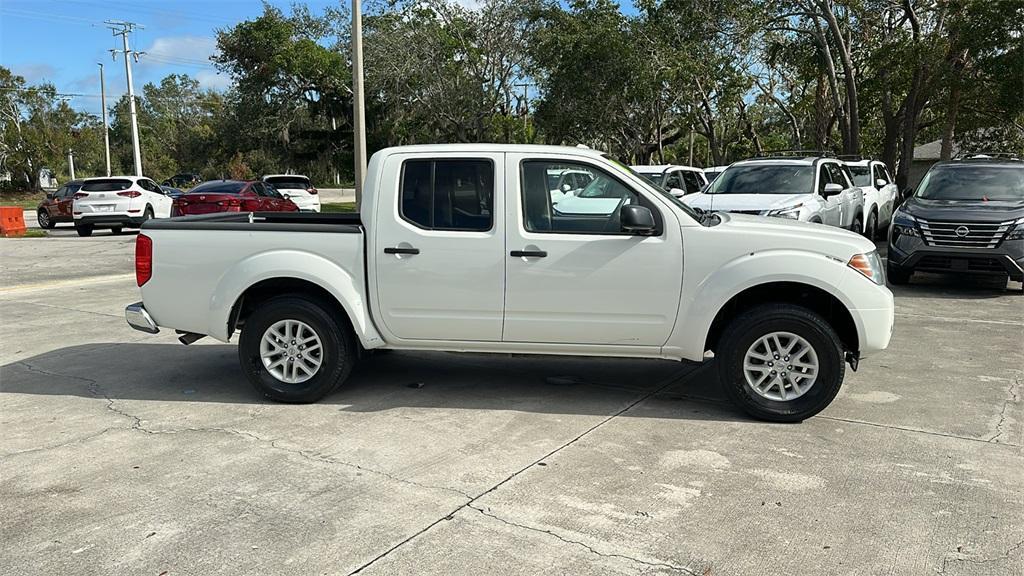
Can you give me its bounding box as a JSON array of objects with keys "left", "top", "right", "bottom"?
[
  {"left": 822, "top": 183, "right": 844, "bottom": 197},
  {"left": 875, "top": 178, "right": 887, "bottom": 188},
  {"left": 621, "top": 204, "right": 656, "bottom": 234},
  {"left": 45, "top": 192, "right": 55, "bottom": 200},
  {"left": 668, "top": 187, "right": 685, "bottom": 197}
]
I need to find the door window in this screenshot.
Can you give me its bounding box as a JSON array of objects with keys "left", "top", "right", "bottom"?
[
  {"left": 53, "top": 186, "right": 68, "bottom": 199},
  {"left": 400, "top": 159, "right": 493, "bottom": 231},
  {"left": 139, "top": 179, "right": 160, "bottom": 193},
  {"left": 664, "top": 172, "right": 684, "bottom": 191},
  {"left": 681, "top": 171, "right": 703, "bottom": 194},
  {"left": 817, "top": 164, "right": 831, "bottom": 193},
  {"left": 825, "top": 163, "right": 850, "bottom": 188},
  {"left": 522, "top": 161, "right": 651, "bottom": 235},
  {"left": 873, "top": 164, "right": 889, "bottom": 185}
]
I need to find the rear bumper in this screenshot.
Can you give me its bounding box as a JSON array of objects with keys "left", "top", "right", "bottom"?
[
  {"left": 75, "top": 214, "right": 145, "bottom": 228},
  {"left": 125, "top": 302, "right": 159, "bottom": 334}
]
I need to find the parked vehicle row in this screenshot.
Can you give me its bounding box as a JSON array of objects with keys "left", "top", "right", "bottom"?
[
  {"left": 38, "top": 173, "right": 321, "bottom": 234},
  {"left": 126, "top": 143, "right": 895, "bottom": 423},
  {"left": 630, "top": 164, "right": 708, "bottom": 197}
]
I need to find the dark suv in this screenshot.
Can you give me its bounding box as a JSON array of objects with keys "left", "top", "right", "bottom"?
[{"left": 887, "top": 155, "right": 1024, "bottom": 289}]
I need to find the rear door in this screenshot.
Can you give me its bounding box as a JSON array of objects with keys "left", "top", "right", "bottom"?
[
  {"left": 140, "top": 178, "right": 172, "bottom": 217},
  {"left": 374, "top": 153, "right": 505, "bottom": 341},
  {"left": 58, "top": 183, "right": 81, "bottom": 219},
  {"left": 503, "top": 154, "right": 683, "bottom": 346}
]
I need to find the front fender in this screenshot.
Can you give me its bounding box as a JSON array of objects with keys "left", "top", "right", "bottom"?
[
  {"left": 209, "top": 249, "right": 384, "bottom": 348},
  {"left": 672, "top": 249, "right": 860, "bottom": 360}
]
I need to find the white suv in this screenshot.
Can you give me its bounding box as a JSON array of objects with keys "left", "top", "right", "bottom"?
[
  {"left": 843, "top": 158, "right": 899, "bottom": 239},
  {"left": 263, "top": 175, "right": 320, "bottom": 212},
  {"left": 682, "top": 154, "right": 865, "bottom": 230},
  {"left": 631, "top": 164, "right": 708, "bottom": 196},
  {"left": 73, "top": 176, "right": 173, "bottom": 237}
]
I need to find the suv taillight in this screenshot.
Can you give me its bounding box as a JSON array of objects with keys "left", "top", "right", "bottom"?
[
  {"left": 307, "top": 187, "right": 318, "bottom": 195},
  {"left": 118, "top": 190, "right": 142, "bottom": 198},
  {"left": 136, "top": 234, "right": 152, "bottom": 286},
  {"left": 73, "top": 192, "right": 89, "bottom": 199}
]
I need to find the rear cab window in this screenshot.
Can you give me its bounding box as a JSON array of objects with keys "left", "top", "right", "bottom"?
[
  {"left": 400, "top": 159, "right": 494, "bottom": 231},
  {"left": 82, "top": 179, "right": 132, "bottom": 192},
  {"left": 266, "top": 177, "right": 311, "bottom": 190}
]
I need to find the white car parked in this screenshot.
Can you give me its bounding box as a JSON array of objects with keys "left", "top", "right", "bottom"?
[
  {"left": 547, "top": 168, "right": 593, "bottom": 205},
  {"left": 683, "top": 155, "right": 865, "bottom": 231},
  {"left": 843, "top": 159, "right": 899, "bottom": 239},
  {"left": 631, "top": 164, "right": 708, "bottom": 197},
  {"left": 703, "top": 165, "right": 730, "bottom": 183},
  {"left": 263, "top": 175, "right": 320, "bottom": 212},
  {"left": 73, "top": 176, "right": 173, "bottom": 237}
]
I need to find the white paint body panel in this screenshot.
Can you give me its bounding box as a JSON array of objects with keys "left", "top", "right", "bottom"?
[
  {"left": 75, "top": 176, "right": 173, "bottom": 221},
  {"left": 138, "top": 144, "right": 893, "bottom": 364}
]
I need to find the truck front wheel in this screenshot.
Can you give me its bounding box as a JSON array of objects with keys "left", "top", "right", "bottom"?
[
  {"left": 238, "top": 296, "right": 355, "bottom": 403},
  {"left": 715, "top": 304, "right": 845, "bottom": 422}
]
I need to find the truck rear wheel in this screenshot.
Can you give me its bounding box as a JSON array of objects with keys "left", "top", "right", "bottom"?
[
  {"left": 715, "top": 304, "right": 845, "bottom": 422},
  {"left": 238, "top": 296, "right": 355, "bottom": 403}
]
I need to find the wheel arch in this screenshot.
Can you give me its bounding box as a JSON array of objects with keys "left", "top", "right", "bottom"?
[{"left": 703, "top": 281, "right": 859, "bottom": 355}]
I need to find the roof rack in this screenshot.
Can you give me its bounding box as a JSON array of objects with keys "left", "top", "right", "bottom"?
[
  {"left": 836, "top": 154, "right": 863, "bottom": 161},
  {"left": 753, "top": 149, "right": 836, "bottom": 159},
  {"left": 954, "top": 152, "right": 1023, "bottom": 161}
]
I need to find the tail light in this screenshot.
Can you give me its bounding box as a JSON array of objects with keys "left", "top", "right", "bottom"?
[
  {"left": 136, "top": 234, "right": 153, "bottom": 286},
  {"left": 73, "top": 192, "right": 89, "bottom": 199},
  {"left": 307, "top": 187, "right": 318, "bottom": 195},
  {"left": 118, "top": 190, "right": 142, "bottom": 198},
  {"left": 217, "top": 199, "right": 242, "bottom": 207}
]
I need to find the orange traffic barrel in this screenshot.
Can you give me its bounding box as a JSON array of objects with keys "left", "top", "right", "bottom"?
[{"left": 0, "top": 206, "right": 27, "bottom": 237}]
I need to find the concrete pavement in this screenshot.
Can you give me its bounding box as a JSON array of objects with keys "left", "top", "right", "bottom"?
[{"left": 0, "top": 235, "right": 1021, "bottom": 575}]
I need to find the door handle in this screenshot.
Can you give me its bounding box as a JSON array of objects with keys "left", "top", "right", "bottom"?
[
  {"left": 510, "top": 250, "right": 547, "bottom": 258},
  {"left": 384, "top": 246, "right": 420, "bottom": 255}
]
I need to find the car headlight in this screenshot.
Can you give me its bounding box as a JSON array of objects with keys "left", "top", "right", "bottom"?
[
  {"left": 764, "top": 205, "right": 803, "bottom": 219},
  {"left": 848, "top": 251, "right": 885, "bottom": 285},
  {"left": 1007, "top": 217, "right": 1024, "bottom": 240},
  {"left": 891, "top": 210, "right": 919, "bottom": 238}
]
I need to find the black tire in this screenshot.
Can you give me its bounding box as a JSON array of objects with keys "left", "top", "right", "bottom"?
[
  {"left": 141, "top": 206, "right": 154, "bottom": 226},
  {"left": 887, "top": 261, "right": 911, "bottom": 285},
  {"left": 111, "top": 226, "right": 123, "bottom": 235},
  {"left": 37, "top": 210, "right": 55, "bottom": 229},
  {"left": 851, "top": 213, "right": 863, "bottom": 234},
  {"left": 75, "top": 224, "right": 93, "bottom": 237},
  {"left": 863, "top": 210, "right": 877, "bottom": 241},
  {"left": 238, "top": 296, "right": 356, "bottom": 403},
  {"left": 715, "top": 303, "right": 845, "bottom": 422}
]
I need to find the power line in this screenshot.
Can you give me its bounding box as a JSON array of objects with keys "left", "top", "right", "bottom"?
[{"left": 0, "top": 6, "right": 101, "bottom": 25}]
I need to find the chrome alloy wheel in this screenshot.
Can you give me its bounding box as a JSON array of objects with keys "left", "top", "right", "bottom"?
[
  {"left": 260, "top": 319, "right": 323, "bottom": 384},
  {"left": 743, "top": 331, "right": 819, "bottom": 401}
]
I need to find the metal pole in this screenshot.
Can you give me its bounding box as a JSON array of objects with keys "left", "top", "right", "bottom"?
[
  {"left": 98, "top": 63, "right": 111, "bottom": 176},
  {"left": 108, "top": 21, "right": 144, "bottom": 177},
  {"left": 68, "top": 149, "right": 75, "bottom": 180},
  {"left": 351, "top": 0, "right": 367, "bottom": 207}
]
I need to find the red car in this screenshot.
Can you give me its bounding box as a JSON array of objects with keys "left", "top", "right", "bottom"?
[
  {"left": 36, "top": 179, "right": 84, "bottom": 228},
  {"left": 173, "top": 180, "right": 299, "bottom": 216}
]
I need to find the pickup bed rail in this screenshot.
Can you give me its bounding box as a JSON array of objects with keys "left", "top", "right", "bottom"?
[{"left": 142, "top": 211, "right": 361, "bottom": 233}]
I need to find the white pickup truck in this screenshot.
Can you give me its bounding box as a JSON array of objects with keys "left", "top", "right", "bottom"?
[{"left": 126, "top": 144, "right": 894, "bottom": 422}]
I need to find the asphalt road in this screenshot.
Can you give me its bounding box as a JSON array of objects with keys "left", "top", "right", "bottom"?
[{"left": 1, "top": 234, "right": 1021, "bottom": 575}]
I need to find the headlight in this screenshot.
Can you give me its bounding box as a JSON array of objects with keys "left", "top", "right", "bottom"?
[
  {"left": 891, "top": 210, "right": 919, "bottom": 238},
  {"left": 764, "top": 205, "right": 803, "bottom": 219},
  {"left": 848, "top": 251, "right": 885, "bottom": 285},
  {"left": 1007, "top": 217, "right": 1024, "bottom": 240}
]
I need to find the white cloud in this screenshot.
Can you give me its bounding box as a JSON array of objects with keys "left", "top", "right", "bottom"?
[
  {"left": 196, "top": 70, "right": 231, "bottom": 91},
  {"left": 11, "top": 63, "right": 57, "bottom": 84},
  {"left": 139, "top": 36, "right": 219, "bottom": 67}
]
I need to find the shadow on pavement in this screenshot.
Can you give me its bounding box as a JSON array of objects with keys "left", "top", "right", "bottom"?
[{"left": 1, "top": 343, "right": 744, "bottom": 422}]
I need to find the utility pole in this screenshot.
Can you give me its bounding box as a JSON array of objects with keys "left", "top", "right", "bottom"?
[
  {"left": 67, "top": 149, "right": 75, "bottom": 180},
  {"left": 514, "top": 83, "right": 531, "bottom": 137},
  {"left": 351, "top": 0, "right": 366, "bottom": 207},
  {"left": 98, "top": 63, "right": 111, "bottom": 176},
  {"left": 106, "top": 20, "right": 145, "bottom": 177}
]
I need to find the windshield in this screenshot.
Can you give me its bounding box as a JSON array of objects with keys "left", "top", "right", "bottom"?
[
  {"left": 604, "top": 156, "right": 703, "bottom": 221},
  {"left": 190, "top": 181, "right": 247, "bottom": 194},
  {"left": 82, "top": 179, "right": 132, "bottom": 192},
  {"left": 916, "top": 165, "right": 1024, "bottom": 201},
  {"left": 708, "top": 164, "right": 813, "bottom": 195},
  {"left": 848, "top": 165, "right": 872, "bottom": 187},
  {"left": 265, "top": 176, "right": 310, "bottom": 189},
  {"left": 634, "top": 172, "right": 664, "bottom": 186}
]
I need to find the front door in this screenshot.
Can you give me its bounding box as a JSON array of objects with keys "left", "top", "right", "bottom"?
[
  {"left": 503, "top": 155, "right": 684, "bottom": 346},
  {"left": 59, "top": 183, "right": 81, "bottom": 219},
  {"left": 816, "top": 164, "right": 842, "bottom": 226},
  {"left": 374, "top": 153, "right": 505, "bottom": 341}
]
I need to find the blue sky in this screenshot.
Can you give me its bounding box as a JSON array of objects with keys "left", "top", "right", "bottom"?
[
  {"left": 2, "top": 0, "right": 639, "bottom": 114},
  {"left": 0, "top": 0, "right": 316, "bottom": 112}
]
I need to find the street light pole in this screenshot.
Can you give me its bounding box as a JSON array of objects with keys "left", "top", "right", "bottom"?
[
  {"left": 98, "top": 63, "right": 111, "bottom": 177},
  {"left": 351, "top": 0, "right": 367, "bottom": 207}
]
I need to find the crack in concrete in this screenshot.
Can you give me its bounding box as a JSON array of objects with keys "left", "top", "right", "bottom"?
[
  {"left": 986, "top": 375, "right": 1021, "bottom": 443},
  {"left": 937, "top": 538, "right": 1024, "bottom": 573},
  {"left": 469, "top": 504, "right": 703, "bottom": 574},
  {"left": 343, "top": 366, "right": 695, "bottom": 576}
]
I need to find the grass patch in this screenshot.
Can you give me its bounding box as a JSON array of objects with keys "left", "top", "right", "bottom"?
[
  {"left": 0, "top": 191, "right": 47, "bottom": 209},
  {"left": 3, "top": 229, "right": 47, "bottom": 238},
  {"left": 321, "top": 202, "right": 358, "bottom": 213}
]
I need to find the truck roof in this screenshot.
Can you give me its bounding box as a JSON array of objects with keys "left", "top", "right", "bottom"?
[{"left": 375, "top": 143, "right": 608, "bottom": 159}]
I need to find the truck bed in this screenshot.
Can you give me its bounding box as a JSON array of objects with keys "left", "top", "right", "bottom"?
[{"left": 143, "top": 211, "right": 362, "bottom": 233}]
